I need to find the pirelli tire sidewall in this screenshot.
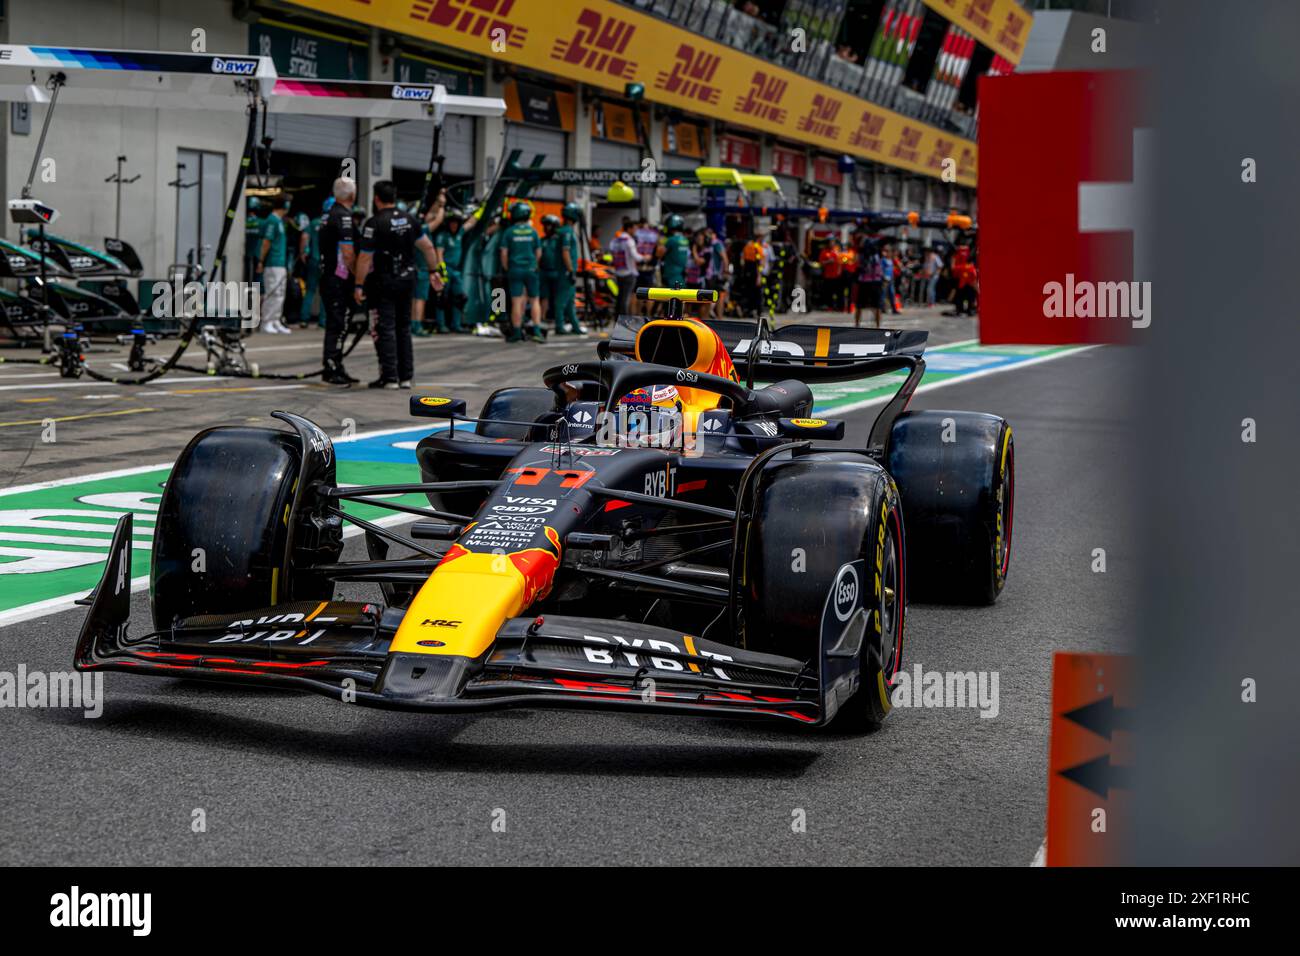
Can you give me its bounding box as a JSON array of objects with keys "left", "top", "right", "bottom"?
[
  {"left": 741, "top": 455, "right": 906, "bottom": 721},
  {"left": 151, "top": 426, "right": 306, "bottom": 630},
  {"left": 887, "top": 410, "right": 1014, "bottom": 605}
]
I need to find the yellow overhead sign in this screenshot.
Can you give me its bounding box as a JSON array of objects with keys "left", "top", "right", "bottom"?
[{"left": 285, "top": 0, "right": 981, "bottom": 185}]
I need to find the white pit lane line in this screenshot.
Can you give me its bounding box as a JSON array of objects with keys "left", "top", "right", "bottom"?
[
  {"left": 818, "top": 344, "right": 1100, "bottom": 417},
  {"left": 0, "top": 375, "right": 233, "bottom": 392}
]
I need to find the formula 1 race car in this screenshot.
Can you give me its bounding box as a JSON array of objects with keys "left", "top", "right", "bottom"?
[{"left": 75, "top": 289, "right": 1013, "bottom": 730}]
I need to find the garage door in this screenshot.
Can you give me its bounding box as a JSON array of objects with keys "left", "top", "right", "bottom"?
[
  {"left": 266, "top": 114, "right": 357, "bottom": 159},
  {"left": 591, "top": 139, "right": 642, "bottom": 173},
  {"left": 393, "top": 113, "right": 475, "bottom": 176},
  {"left": 504, "top": 123, "right": 567, "bottom": 199},
  {"left": 774, "top": 175, "right": 801, "bottom": 204}
]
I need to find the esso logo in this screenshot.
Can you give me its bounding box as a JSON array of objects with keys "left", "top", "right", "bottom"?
[{"left": 833, "top": 564, "right": 859, "bottom": 622}]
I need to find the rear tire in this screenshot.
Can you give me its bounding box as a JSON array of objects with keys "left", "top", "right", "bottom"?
[{"left": 888, "top": 411, "right": 1014, "bottom": 605}]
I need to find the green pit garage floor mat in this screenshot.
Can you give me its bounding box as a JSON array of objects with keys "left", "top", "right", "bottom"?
[{"left": 0, "top": 341, "right": 1083, "bottom": 625}]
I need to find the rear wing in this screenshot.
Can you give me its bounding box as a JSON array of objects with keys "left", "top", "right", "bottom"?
[{"left": 610, "top": 313, "right": 927, "bottom": 384}]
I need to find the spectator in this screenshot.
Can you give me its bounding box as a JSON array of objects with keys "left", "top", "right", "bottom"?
[
  {"left": 818, "top": 238, "right": 844, "bottom": 312},
  {"left": 880, "top": 244, "right": 900, "bottom": 314},
  {"left": 609, "top": 217, "right": 641, "bottom": 317},
  {"left": 924, "top": 245, "right": 943, "bottom": 306},
  {"left": 855, "top": 237, "right": 883, "bottom": 329},
  {"left": 703, "top": 227, "right": 730, "bottom": 318},
  {"left": 634, "top": 218, "right": 660, "bottom": 296}
]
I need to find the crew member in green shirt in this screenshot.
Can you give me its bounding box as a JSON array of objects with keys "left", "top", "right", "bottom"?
[
  {"left": 256, "top": 194, "right": 291, "bottom": 335},
  {"left": 500, "top": 201, "right": 543, "bottom": 343},
  {"left": 555, "top": 200, "right": 585, "bottom": 335},
  {"left": 435, "top": 210, "right": 466, "bottom": 333},
  {"left": 297, "top": 207, "right": 322, "bottom": 327},
  {"left": 657, "top": 212, "right": 691, "bottom": 291},
  {"left": 538, "top": 214, "right": 563, "bottom": 333},
  {"left": 476, "top": 213, "right": 508, "bottom": 332}
]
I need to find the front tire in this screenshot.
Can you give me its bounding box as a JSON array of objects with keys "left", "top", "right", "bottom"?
[
  {"left": 150, "top": 426, "right": 333, "bottom": 629},
  {"left": 739, "top": 455, "right": 906, "bottom": 731}
]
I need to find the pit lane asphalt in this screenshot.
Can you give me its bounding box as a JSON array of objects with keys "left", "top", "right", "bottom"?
[{"left": 0, "top": 317, "right": 1134, "bottom": 865}]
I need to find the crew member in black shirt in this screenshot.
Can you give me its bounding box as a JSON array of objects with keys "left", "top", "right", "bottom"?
[
  {"left": 318, "top": 176, "right": 359, "bottom": 385},
  {"left": 353, "top": 180, "right": 443, "bottom": 389}
]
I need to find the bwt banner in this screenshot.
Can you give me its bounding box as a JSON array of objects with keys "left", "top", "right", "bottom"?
[{"left": 979, "top": 71, "right": 1151, "bottom": 344}]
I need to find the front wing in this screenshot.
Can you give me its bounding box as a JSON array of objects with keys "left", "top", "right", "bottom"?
[{"left": 76, "top": 515, "right": 870, "bottom": 726}]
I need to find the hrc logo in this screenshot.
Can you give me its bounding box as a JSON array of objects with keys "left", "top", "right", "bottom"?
[{"left": 551, "top": 8, "right": 638, "bottom": 79}]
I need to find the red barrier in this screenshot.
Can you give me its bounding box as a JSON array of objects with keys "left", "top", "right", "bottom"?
[{"left": 978, "top": 71, "right": 1149, "bottom": 344}]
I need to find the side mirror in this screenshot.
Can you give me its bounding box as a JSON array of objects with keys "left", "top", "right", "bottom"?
[{"left": 409, "top": 396, "right": 467, "bottom": 419}]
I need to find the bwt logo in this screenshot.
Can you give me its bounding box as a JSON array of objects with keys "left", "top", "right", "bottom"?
[
  {"left": 211, "top": 56, "right": 258, "bottom": 76},
  {"left": 391, "top": 85, "right": 434, "bottom": 101}
]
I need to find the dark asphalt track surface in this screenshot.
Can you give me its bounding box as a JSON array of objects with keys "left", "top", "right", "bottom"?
[{"left": 0, "top": 338, "right": 1135, "bottom": 865}]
